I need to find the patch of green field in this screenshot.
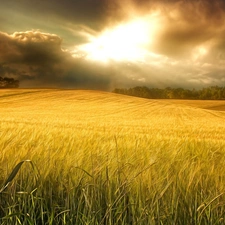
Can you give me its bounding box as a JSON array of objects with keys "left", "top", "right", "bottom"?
[{"left": 1, "top": 89, "right": 225, "bottom": 224}]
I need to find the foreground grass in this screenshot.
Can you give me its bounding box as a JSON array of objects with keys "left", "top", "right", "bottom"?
[{"left": 0, "top": 89, "right": 225, "bottom": 224}]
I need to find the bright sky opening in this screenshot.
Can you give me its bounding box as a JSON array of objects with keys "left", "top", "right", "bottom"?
[
  {"left": 75, "top": 19, "right": 153, "bottom": 62},
  {"left": 1, "top": 0, "right": 225, "bottom": 89}
]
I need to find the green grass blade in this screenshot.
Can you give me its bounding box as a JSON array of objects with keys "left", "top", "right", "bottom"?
[{"left": 0, "top": 160, "right": 32, "bottom": 193}]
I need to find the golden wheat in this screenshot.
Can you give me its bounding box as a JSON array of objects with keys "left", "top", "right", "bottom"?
[{"left": 0, "top": 89, "right": 225, "bottom": 224}]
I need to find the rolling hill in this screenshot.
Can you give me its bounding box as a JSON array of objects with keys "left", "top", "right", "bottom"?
[{"left": 0, "top": 89, "right": 225, "bottom": 224}]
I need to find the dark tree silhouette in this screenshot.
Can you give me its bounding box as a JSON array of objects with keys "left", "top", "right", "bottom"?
[
  {"left": 0, "top": 77, "right": 19, "bottom": 88},
  {"left": 113, "top": 86, "right": 225, "bottom": 100}
]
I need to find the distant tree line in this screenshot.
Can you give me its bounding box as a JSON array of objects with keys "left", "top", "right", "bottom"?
[
  {"left": 0, "top": 77, "right": 19, "bottom": 88},
  {"left": 113, "top": 86, "right": 225, "bottom": 100}
]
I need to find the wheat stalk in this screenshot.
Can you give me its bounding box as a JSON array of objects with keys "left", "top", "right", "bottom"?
[{"left": 0, "top": 160, "right": 39, "bottom": 193}]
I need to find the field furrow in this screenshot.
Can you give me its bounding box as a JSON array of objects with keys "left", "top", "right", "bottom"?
[{"left": 0, "top": 89, "right": 225, "bottom": 224}]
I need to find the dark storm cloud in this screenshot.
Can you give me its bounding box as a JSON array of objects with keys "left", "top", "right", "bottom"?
[
  {"left": 150, "top": 0, "right": 225, "bottom": 59},
  {"left": 0, "top": 31, "right": 114, "bottom": 89},
  {"left": 0, "top": 31, "right": 66, "bottom": 64}
]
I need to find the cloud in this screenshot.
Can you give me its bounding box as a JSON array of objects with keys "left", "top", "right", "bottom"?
[
  {"left": 0, "top": 0, "right": 225, "bottom": 90},
  {"left": 0, "top": 31, "right": 65, "bottom": 64},
  {"left": 0, "top": 31, "right": 115, "bottom": 89},
  {"left": 128, "top": 0, "right": 225, "bottom": 61},
  {"left": 1, "top": 27, "right": 225, "bottom": 90}
]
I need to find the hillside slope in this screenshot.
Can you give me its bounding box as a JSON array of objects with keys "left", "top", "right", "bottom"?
[
  {"left": 1, "top": 89, "right": 225, "bottom": 224},
  {"left": 0, "top": 89, "right": 225, "bottom": 142}
]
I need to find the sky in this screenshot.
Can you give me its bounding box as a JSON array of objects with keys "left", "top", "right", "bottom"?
[{"left": 0, "top": 0, "right": 225, "bottom": 90}]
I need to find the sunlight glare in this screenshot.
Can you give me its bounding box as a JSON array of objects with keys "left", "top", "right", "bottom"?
[
  {"left": 192, "top": 46, "right": 208, "bottom": 61},
  {"left": 75, "top": 18, "right": 154, "bottom": 62}
]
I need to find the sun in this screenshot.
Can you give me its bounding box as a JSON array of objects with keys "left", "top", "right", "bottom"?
[{"left": 75, "top": 18, "right": 155, "bottom": 62}]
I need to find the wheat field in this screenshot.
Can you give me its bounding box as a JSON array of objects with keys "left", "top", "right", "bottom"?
[{"left": 0, "top": 89, "right": 225, "bottom": 224}]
